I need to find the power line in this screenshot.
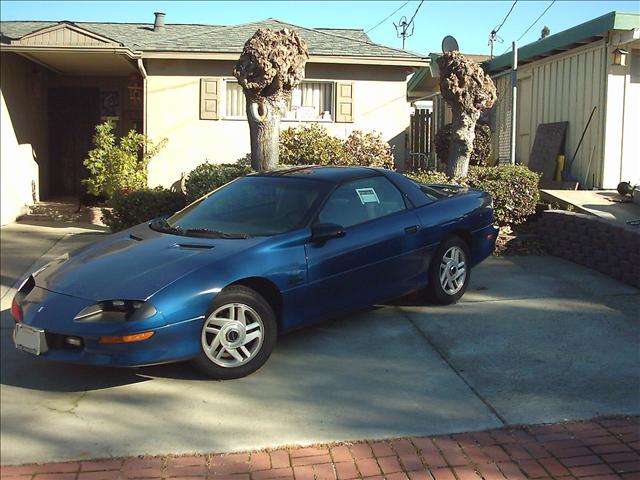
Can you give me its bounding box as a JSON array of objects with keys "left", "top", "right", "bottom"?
[
  {"left": 502, "top": 0, "right": 556, "bottom": 55},
  {"left": 407, "top": 0, "right": 425, "bottom": 27},
  {"left": 366, "top": 1, "right": 411, "bottom": 33},
  {"left": 489, "top": 0, "right": 518, "bottom": 58},
  {"left": 494, "top": 0, "right": 519, "bottom": 34}
]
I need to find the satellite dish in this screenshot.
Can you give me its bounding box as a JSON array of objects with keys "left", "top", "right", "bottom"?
[{"left": 442, "top": 35, "right": 459, "bottom": 53}]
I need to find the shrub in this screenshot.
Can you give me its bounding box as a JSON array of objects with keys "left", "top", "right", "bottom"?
[
  {"left": 279, "top": 124, "right": 342, "bottom": 166},
  {"left": 102, "top": 188, "right": 186, "bottom": 232},
  {"left": 435, "top": 122, "right": 492, "bottom": 166},
  {"left": 466, "top": 164, "right": 540, "bottom": 226},
  {"left": 83, "top": 121, "right": 167, "bottom": 198},
  {"left": 185, "top": 162, "right": 252, "bottom": 202},
  {"left": 338, "top": 130, "right": 395, "bottom": 168},
  {"left": 404, "top": 170, "right": 454, "bottom": 186},
  {"left": 279, "top": 125, "right": 394, "bottom": 168},
  {"left": 406, "top": 164, "right": 540, "bottom": 226}
]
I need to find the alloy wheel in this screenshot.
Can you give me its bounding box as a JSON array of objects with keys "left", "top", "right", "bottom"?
[
  {"left": 201, "top": 303, "right": 264, "bottom": 367},
  {"left": 439, "top": 246, "right": 467, "bottom": 295}
]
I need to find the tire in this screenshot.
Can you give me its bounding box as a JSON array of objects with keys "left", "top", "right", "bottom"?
[
  {"left": 192, "top": 285, "right": 277, "bottom": 379},
  {"left": 427, "top": 236, "right": 471, "bottom": 305}
]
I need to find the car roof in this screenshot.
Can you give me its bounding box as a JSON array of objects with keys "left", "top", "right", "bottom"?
[{"left": 252, "top": 166, "right": 384, "bottom": 183}]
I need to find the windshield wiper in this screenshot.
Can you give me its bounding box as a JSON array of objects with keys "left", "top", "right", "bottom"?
[
  {"left": 183, "top": 228, "right": 250, "bottom": 239},
  {"left": 149, "top": 218, "right": 184, "bottom": 235}
]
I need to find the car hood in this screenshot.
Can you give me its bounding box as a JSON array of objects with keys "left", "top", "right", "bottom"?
[{"left": 34, "top": 223, "right": 263, "bottom": 301}]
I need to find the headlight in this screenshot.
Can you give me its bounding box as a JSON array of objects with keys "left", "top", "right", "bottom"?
[{"left": 74, "top": 300, "right": 157, "bottom": 322}]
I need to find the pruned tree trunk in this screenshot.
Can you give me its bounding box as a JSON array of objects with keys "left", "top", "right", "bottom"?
[
  {"left": 234, "top": 28, "right": 309, "bottom": 172},
  {"left": 437, "top": 51, "right": 497, "bottom": 179},
  {"left": 447, "top": 107, "right": 480, "bottom": 178},
  {"left": 246, "top": 98, "right": 284, "bottom": 171}
]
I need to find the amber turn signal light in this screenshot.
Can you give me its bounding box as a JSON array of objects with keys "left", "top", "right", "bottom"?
[{"left": 99, "top": 331, "right": 154, "bottom": 344}]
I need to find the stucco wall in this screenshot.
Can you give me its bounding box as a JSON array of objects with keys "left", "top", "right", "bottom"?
[
  {"left": 0, "top": 53, "right": 48, "bottom": 225},
  {"left": 145, "top": 60, "right": 412, "bottom": 187}
]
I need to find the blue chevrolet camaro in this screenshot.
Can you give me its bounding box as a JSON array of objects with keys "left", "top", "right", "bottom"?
[{"left": 12, "top": 167, "right": 497, "bottom": 379}]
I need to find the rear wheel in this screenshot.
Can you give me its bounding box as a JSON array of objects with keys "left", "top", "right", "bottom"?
[
  {"left": 193, "top": 285, "right": 277, "bottom": 379},
  {"left": 427, "top": 236, "right": 470, "bottom": 305}
]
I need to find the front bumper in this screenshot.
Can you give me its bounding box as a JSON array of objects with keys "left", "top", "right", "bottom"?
[
  {"left": 13, "top": 316, "right": 204, "bottom": 367},
  {"left": 14, "top": 285, "right": 204, "bottom": 367}
]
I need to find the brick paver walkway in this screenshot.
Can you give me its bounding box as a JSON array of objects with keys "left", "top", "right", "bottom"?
[{"left": 1, "top": 417, "right": 638, "bottom": 480}]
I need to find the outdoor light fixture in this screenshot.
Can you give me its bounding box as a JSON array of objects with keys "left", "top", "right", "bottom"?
[{"left": 613, "top": 48, "right": 628, "bottom": 66}]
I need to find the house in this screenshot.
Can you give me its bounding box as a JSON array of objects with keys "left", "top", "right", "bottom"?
[
  {"left": 0, "top": 14, "right": 428, "bottom": 225},
  {"left": 407, "top": 11, "right": 640, "bottom": 189}
]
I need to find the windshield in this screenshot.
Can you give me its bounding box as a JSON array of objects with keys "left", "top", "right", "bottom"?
[{"left": 164, "top": 176, "right": 330, "bottom": 237}]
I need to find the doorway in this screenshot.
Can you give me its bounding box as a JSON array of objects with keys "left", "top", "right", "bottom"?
[{"left": 48, "top": 88, "right": 100, "bottom": 197}]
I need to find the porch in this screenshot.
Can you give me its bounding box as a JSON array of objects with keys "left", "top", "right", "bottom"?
[{"left": 0, "top": 32, "right": 144, "bottom": 224}]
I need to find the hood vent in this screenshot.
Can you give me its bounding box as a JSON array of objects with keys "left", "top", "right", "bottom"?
[
  {"left": 129, "top": 234, "right": 144, "bottom": 241},
  {"left": 174, "top": 243, "right": 214, "bottom": 250}
]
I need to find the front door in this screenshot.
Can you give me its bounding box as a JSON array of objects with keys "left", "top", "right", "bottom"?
[
  {"left": 304, "top": 175, "right": 425, "bottom": 322},
  {"left": 48, "top": 88, "right": 100, "bottom": 197}
]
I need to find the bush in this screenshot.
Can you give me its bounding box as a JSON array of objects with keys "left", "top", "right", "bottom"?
[
  {"left": 466, "top": 165, "right": 540, "bottom": 226},
  {"left": 338, "top": 130, "right": 395, "bottom": 168},
  {"left": 83, "top": 121, "right": 167, "bottom": 198},
  {"left": 279, "top": 124, "right": 342, "bottom": 166},
  {"left": 404, "top": 170, "right": 454, "bottom": 186},
  {"left": 406, "top": 164, "right": 540, "bottom": 226},
  {"left": 279, "top": 125, "right": 394, "bottom": 168},
  {"left": 435, "top": 122, "right": 492, "bottom": 166},
  {"left": 185, "top": 162, "right": 252, "bottom": 202},
  {"left": 103, "top": 188, "right": 186, "bottom": 232}
]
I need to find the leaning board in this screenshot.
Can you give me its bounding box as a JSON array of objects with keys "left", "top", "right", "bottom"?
[{"left": 528, "top": 122, "right": 568, "bottom": 188}]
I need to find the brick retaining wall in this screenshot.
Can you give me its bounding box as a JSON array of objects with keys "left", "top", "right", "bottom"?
[{"left": 537, "top": 210, "right": 640, "bottom": 289}]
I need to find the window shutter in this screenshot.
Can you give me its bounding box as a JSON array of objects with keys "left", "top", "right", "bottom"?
[
  {"left": 335, "top": 82, "right": 354, "bottom": 123},
  {"left": 200, "top": 78, "right": 220, "bottom": 120}
]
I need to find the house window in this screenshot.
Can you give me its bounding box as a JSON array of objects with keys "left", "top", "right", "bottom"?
[
  {"left": 225, "top": 80, "right": 334, "bottom": 121},
  {"left": 226, "top": 81, "right": 246, "bottom": 117}
]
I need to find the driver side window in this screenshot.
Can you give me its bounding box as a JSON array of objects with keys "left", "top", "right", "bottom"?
[{"left": 318, "top": 176, "right": 406, "bottom": 228}]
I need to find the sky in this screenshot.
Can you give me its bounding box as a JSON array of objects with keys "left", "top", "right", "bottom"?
[{"left": 1, "top": 1, "right": 639, "bottom": 57}]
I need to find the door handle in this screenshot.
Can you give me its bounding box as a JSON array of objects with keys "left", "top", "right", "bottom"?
[{"left": 404, "top": 225, "right": 420, "bottom": 234}]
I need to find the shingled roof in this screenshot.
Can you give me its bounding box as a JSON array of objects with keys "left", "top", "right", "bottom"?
[{"left": 0, "top": 17, "right": 425, "bottom": 61}]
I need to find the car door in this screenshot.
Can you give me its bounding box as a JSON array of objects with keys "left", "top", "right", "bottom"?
[{"left": 304, "top": 175, "right": 425, "bottom": 321}]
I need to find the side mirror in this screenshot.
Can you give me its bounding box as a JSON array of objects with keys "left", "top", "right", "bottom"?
[{"left": 311, "top": 223, "right": 346, "bottom": 244}]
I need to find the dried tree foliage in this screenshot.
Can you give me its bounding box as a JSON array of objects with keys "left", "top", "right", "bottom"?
[
  {"left": 233, "top": 28, "right": 309, "bottom": 171},
  {"left": 234, "top": 28, "right": 308, "bottom": 97}
]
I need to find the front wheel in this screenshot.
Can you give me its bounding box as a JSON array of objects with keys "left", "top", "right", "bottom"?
[
  {"left": 427, "top": 236, "right": 470, "bottom": 305},
  {"left": 192, "top": 285, "right": 277, "bottom": 379}
]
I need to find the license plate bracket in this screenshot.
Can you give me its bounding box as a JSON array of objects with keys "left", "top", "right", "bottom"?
[{"left": 13, "top": 323, "right": 48, "bottom": 355}]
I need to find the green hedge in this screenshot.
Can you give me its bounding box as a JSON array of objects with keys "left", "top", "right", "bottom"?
[
  {"left": 103, "top": 188, "right": 187, "bottom": 232},
  {"left": 406, "top": 165, "right": 540, "bottom": 226},
  {"left": 185, "top": 162, "right": 253, "bottom": 202},
  {"left": 280, "top": 124, "right": 394, "bottom": 168}
]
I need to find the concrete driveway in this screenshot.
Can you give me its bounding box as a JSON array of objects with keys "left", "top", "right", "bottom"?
[{"left": 1, "top": 223, "right": 638, "bottom": 465}]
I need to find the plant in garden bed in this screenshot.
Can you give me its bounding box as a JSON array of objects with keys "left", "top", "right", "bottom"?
[
  {"left": 102, "top": 187, "right": 186, "bottom": 232},
  {"left": 279, "top": 124, "right": 342, "bottom": 166},
  {"left": 280, "top": 124, "right": 394, "bottom": 169},
  {"left": 406, "top": 165, "right": 540, "bottom": 227},
  {"left": 185, "top": 162, "right": 253, "bottom": 202},
  {"left": 83, "top": 121, "right": 167, "bottom": 199}
]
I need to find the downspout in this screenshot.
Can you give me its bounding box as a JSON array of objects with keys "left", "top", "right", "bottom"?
[{"left": 137, "top": 58, "right": 148, "bottom": 138}]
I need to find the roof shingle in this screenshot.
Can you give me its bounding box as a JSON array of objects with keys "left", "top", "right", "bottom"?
[{"left": 0, "top": 17, "right": 426, "bottom": 60}]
